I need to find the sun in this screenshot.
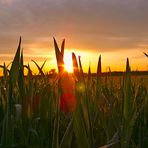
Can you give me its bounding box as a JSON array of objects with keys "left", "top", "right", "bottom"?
[{"left": 64, "top": 53, "right": 73, "bottom": 73}]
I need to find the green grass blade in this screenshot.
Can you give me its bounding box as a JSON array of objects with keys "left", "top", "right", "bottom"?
[
  {"left": 1, "top": 37, "right": 21, "bottom": 146},
  {"left": 9, "top": 37, "right": 21, "bottom": 85},
  {"left": 121, "top": 58, "right": 134, "bottom": 148},
  {"left": 52, "top": 96, "right": 60, "bottom": 148},
  {"left": 18, "top": 49, "right": 26, "bottom": 98},
  {"left": 73, "top": 109, "right": 90, "bottom": 148},
  {"left": 60, "top": 118, "right": 73, "bottom": 148},
  {"left": 123, "top": 58, "right": 132, "bottom": 122}
]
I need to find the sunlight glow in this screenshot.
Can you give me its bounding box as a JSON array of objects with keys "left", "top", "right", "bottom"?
[{"left": 64, "top": 53, "right": 73, "bottom": 73}]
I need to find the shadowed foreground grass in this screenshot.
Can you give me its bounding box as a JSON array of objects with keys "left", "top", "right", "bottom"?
[{"left": 0, "top": 37, "right": 148, "bottom": 148}]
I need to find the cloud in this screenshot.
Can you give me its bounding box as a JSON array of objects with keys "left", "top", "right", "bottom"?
[
  {"left": 0, "top": 0, "right": 13, "bottom": 5},
  {"left": 0, "top": 53, "right": 53, "bottom": 63},
  {"left": 0, "top": 0, "right": 148, "bottom": 55}
]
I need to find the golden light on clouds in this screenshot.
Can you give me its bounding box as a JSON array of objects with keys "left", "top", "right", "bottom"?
[
  {"left": 0, "top": 46, "right": 147, "bottom": 76},
  {"left": 1, "top": 0, "right": 12, "bottom": 5},
  {"left": 0, "top": 0, "right": 148, "bottom": 75}
]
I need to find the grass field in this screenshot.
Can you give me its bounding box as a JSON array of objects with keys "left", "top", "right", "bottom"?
[{"left": 0, "top": 37, "right": 148, "bottom": 148}]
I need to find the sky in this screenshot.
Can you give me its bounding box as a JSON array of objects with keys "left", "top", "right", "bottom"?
[{"left": 0, "top": 0, "right": 148, "bottom": 73}]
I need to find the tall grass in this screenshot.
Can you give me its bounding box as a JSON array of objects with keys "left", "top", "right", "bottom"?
[{"left": 0, "top": 37, "right": 147, "bottom": 148}]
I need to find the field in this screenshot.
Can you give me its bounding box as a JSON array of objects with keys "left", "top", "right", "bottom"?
[{"left": 0, "top": 38, "right": 148, "bottom": 148}]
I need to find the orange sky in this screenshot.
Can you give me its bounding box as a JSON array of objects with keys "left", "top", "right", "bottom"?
[
  {"left": 0, "top": 0, "right": 148, "bottom": 74},
  {"left": 0, "top": 45, "right": 147, "bottom": 75}
]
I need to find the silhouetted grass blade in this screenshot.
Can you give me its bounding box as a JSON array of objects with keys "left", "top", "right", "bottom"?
[
  {"left": 61, "top": 39, "right": 65, "bottom": 58},
  {"left": 143, "top": 52, "right": 148, "bottom": 57},
  {"left": 9, "top": 37, "right": 21, "bottom": 85},
  {"left": 32, "top": 60, "right": 45, "bottom": 76},
  {"left": 72, "top": 52, "right": 79, "bottom": 80},
  {"left": 53, "top": 37, "right": 64, "bottom": 74}
]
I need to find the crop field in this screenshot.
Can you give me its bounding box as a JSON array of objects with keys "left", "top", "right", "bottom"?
[{"left": 0, "top": 38, "right": 148, "bottom": 148}]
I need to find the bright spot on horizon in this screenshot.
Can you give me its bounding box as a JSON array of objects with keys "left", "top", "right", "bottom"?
[{"left": 64, "top": 53, "right": 73, "bottom": 73}]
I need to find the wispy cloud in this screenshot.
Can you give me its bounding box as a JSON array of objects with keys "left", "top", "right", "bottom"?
[
  {"left": 0, "top": 0, "right": 148, "bottom": 70},
  {"left": 0, "top": 0, "right": 13, "bottom": 5}
]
